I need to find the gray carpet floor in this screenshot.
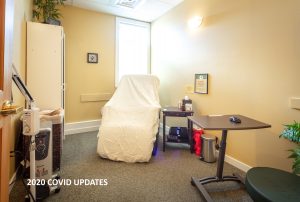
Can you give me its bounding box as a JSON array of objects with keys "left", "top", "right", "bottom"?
[{"left": 10, "top": 131, "right": 253, "bottom": 202}]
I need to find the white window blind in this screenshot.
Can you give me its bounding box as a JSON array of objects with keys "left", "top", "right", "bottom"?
[{"left": 115, "top": 17, "right": 150, "bottom": 86}]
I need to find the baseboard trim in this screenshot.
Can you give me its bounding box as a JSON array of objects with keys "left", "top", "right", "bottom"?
[
  {"left": 216, "top": 150, "right": 252, "bottom": 172},
  {"left": 64, "top": 119, "right": 101, "bottom": 135},
  {"left": 224, "top": 154, "right": 252, "bottom": 172}
]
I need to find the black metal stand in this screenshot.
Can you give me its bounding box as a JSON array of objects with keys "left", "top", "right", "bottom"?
[
  {"left": 163, "top": 113, "right": 166, "bottom": 152},
  {"left": 187, "top": 115, "right": 270, "bottom": 201},
  {"left": 189, "top": 122, "right": 244, "bottom": 202},
  {"left": 187, "top": 118, "right": 193, "bottom": 153}
]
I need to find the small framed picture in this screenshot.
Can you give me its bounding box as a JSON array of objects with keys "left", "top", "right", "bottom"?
[
  {"left": 194, "top": 73, "right": 208, "bottom": 94},
  {"left": 87, "top": 53, "right": 98, "bottom": 63}
]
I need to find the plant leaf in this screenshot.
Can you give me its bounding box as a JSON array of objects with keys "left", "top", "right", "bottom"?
[
  {"left": 280, "top": 121, "right": 300, "bottom": 143},
  {"left": 33, "top": 0, "right": 65, "bottom": 22},
  {"left": 292, "top": 165, "right": 300, "bottom": 175}
]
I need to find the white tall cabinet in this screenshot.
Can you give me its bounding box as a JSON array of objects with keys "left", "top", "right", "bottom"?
[{"left": 26, "top": 22, "right": 65, "bottom": 110}]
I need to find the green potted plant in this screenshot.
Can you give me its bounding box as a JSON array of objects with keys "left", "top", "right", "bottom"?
[
  {"left": 279, "top": 121, "right": 300, "bottom": 174},
  {"left": 33, "top": 0, "right": 66, "bottom": 25}
]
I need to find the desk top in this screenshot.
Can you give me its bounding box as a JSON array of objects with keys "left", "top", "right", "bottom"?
[{"left": 188, "top": 115, "right": 271, "bottom": 130}]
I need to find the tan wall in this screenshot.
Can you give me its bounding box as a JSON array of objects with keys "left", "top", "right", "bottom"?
[
  {"left": 152, "top": 0, "right": 300, "bottom": 171},
  {"left": 60, "top": 6, "right": 115, "bottom": 123},
  {"left": 10, "top": 0, "right": 32, "bottom": 177}
]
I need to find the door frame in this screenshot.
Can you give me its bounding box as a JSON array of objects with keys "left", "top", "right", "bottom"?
[{"left": 1, "top": 0, "right": 14, "bottom": 201}]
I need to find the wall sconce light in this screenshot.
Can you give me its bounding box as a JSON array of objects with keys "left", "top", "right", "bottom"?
[{"left": 188, "top": 16, "right": 203, "bottom": 29}]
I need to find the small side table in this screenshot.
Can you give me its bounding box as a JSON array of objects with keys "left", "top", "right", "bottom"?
[{"left": 162, "top": 107, "right": 194, "bottom": 152}]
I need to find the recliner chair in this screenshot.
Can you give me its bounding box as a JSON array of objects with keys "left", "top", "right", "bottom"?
[{"left": 97, "top": 75, "right": 161, "bottom": 163}]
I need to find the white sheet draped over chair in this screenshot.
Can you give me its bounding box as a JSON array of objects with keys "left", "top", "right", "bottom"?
[{"left": 97, "top": 75, "right": 161, "bottom": 162}]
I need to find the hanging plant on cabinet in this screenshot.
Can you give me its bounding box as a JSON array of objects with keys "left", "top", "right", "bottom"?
[{"left": 33, "top": 0, "right": 66, "bottom": 25}]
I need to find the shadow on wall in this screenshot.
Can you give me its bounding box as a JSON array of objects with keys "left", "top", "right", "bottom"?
[{"left": 255, "top": 129, "right": 293, "bottom": 172}]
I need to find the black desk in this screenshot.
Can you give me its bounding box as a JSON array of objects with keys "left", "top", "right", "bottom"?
[
  {"left": 162, "top": 107, "right": 194, "bottom": 152},
  {"left": 187, "top": 115, "right": 271, "bottom": 202}
]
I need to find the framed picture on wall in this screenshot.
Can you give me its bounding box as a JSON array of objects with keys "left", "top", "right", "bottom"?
[
  {"left": 194, "top": 74, "right": 208, "bottom": 94},
  {"left": 87, "top": 53, "right": 98, "bottom": 63}
]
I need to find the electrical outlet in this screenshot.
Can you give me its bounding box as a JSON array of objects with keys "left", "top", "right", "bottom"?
[{"left": 290, "top": 97, "right": 300, "bottom": 109}]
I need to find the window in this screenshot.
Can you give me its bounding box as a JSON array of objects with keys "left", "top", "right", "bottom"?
[{"left": 115, "top": 17, "right": 150, "bottom": 86}]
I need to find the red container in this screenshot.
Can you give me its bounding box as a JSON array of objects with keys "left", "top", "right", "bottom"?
[{"left": 193, "top": 128, "right": 204, "bottom": 156}]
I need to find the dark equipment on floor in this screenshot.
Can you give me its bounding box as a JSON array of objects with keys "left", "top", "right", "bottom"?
[
  {"left": 245, "top": 167, "right": 300, "bottom": 202},
  {"left": 167, "top": 127, "right": 189, "bottom": 143}
]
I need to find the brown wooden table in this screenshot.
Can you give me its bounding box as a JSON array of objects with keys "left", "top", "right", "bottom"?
[
  {"left": 162, "top": 107, "right": 194, "bottom": 152},
  {"left": 187, "top": 115, "right": 271, "bottom": 202}
]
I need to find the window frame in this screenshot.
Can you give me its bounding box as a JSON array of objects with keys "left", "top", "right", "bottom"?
[{"left": 115, "top": 17, "right": 151, "bottom": 86}]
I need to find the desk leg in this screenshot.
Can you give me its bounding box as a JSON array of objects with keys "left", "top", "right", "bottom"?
[
  {"left": 163, "top": 114, "right": 166, "bottom": 152},
  {"left": 191, "top": 177, "right": 213, "bottom": 202},
  {"left": 216, "top": 130, "right": 227, "bottom": 179},
  {"left": 188, "top": 119, "right": 194, "bottom": 153},
  {"left": 191, "top": 130, "right": 243, "bottom": 201}
]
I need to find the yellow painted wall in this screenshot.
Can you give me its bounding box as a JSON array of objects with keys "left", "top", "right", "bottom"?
[
  {"left": 10, "top": 0, "right": 32, "bottom": 177},
  {"left": 60, "top": 6, "right": 115, "bottom": 123},
  {"left": 152, "top": 0, "right": 300, "bottom": 171}
]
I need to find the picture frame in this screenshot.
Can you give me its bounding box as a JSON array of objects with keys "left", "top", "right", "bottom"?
[
  {"left": 194, "top": 73, "right": 208, "bottom": 94},
  {"left": 87, "top": 53, "right": 98, "bottom": 63}
]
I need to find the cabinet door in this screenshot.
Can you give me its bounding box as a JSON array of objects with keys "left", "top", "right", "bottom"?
[{"left": 27, "top": 22, "right": 63, "bottom": 110}]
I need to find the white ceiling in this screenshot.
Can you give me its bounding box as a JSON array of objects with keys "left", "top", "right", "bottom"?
[{"left": 65, "top": 0, "right": 184, "bottom": 22}]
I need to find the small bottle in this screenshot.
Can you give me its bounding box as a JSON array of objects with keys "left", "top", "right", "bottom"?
[
  {"left": 182, "top": 95, "right": 192, "bottom": 111},
  {"left": 181, "top": 102, "right": 185, "bottom": 111},
  {"left": 178, "top": 101, "right": 182, "bottom": 109}
]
